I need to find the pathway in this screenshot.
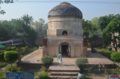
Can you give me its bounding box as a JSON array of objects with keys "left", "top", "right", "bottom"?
[{"left": 21, "top": 48, "right": 114, "bottom": 79}]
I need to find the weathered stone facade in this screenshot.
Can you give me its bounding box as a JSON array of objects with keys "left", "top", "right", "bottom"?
[{"left": 43, "top": 2, "right": 87, "bottom": 57}]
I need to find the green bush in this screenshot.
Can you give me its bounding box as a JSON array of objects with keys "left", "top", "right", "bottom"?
[
  {"left": 111, "top": 52, "right": 120, "bottom": 63},
  {"left": 99, "top": 49, "right": 112, "bottom": 59},
  {"left": 108, "top": 47, "right": 112, "bottom": 51},
  {"left": 41, "top": 56, "right": 53, "bottom": 68},
  {"left": 0, "top": 50, "right": 4, "bottom": 60},
  {"left": 39, "top": 72, "right": 53, "bottom": 79},
  {"left": 97, "top": 47, "right": 101, "bottom": 49},
  {"left": 5, "top": 47, "right": 12, "bottom": 51},
  {"left": 76, "top": 58, "right": 88, "bottom": 72},
  {"left": 80, "top": 77, "right": 93, "bottom": 79},
  {"left": 11, "top": 47, "right": 16, "bottom": 51},
  {"left": 87, "top": 42, "right": 91, "bottom": 47},
  {"left": 102, "top": 45, "right": 106, "bottom": 48},
  {"left": 4, "top": 51, "right": 19, "bottom": 63},
  {"left": 97, "top": 50, "right": 100, "bottom": 53},
  {"left": 102, "top": 49, "right": 111, "bottom": 53},
  {"left": 8, "top": 66, "right": 20, "bottom": 72},
  {"left": 21, "top": 46, "right": 29, "bottom": 55},
  {"left": 76, "top": 58, "right": 88, "bottom": 67},
  {"left": 0, "top": 62, "right": 7, "bottom": 68}
]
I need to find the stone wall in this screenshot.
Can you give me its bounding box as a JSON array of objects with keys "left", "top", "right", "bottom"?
[
  {"left": 16, "top": 62, "right": 42, "bottom": 69},
  {"left": 47, "top": 17, "right": 83, "bottom": 36}
]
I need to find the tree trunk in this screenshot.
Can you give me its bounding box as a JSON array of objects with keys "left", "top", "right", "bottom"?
[
  {"left": 115, "top": 41, "right": 118, "bottom": 51},
  {"left": 11, "top": 64, "right": 12, "bottom": 71},
  {"left": 115, "top": 47, "right": 117, "bottom": 51}
]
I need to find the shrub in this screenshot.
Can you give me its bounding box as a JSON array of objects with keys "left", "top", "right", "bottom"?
[
  {"left": 21, "top": 46, "right": 29, "bottom": 55},
  {"left": 102, "top": 49, "right": 111, "bottom": 53},
  {"left": 0, "top": 50, "right": 4, "bottom": 60},
  {"left": 76, "top": 58, "right": 88, "bottom": 72},
  {"left": 97, "top": 50, "right": 100, "bottom": 53},
  {"left": 11, "top": 47, "right": 16, "bottom": 51},
  {"left": 5, "top": 47, "right": 13, "bottom": 51},
  {"left": 97, "top": 47, "right": 101, "bottom": 49},
  {"left": 41, "top": 56, "right": 53, "bottom": 69},
  {"left": 102, "top": 45, "right": 106, "bottom": 48},
  {"left": 8, "top": 66, "right": 20, "bottom": 72},
  {"left": 111, "top": 52, "right": 120, "bottom": 63},
  {"left": 15, "top": 47, "right": 19, "bottom": 52},
  {"left": 39, "top": 72, "right": 53, "bottom": 79},
  {"left": 0, "top": 62, "right": 7, "bottom": 68},
  {"left": 108, "top": 47, "right": 112, "bottom": 51},
  {"left": 4, "top": 51, "right": 19, "bottom": 63},
  {"left": 4, "top": 51, "right": 19, "bottom": 70},
  {"left": 87, "top": 42, "right": 91, "bottom": 47},
  {"left": 80, "top": 77, "right": 93, "bottom": 79}
]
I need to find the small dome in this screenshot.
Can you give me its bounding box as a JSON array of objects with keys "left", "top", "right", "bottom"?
[{"left": 48, "top": 2, "right": 83, "bottom": 18}]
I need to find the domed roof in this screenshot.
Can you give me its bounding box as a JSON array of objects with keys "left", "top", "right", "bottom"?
[{"left": 48, "top": 2, "right": 83, "bottom": 18}]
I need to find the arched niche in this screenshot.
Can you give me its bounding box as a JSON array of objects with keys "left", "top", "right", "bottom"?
[
  {"left": 62, "top": 31, "right": 67, "bottom": 35},
  {"left": 74, "top": 44, "right": 81, "bottom": 57},
  {"left": 48, "top": 45, "right": 55, "bottom": 57}
]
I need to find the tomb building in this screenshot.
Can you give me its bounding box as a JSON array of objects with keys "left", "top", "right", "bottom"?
[{"left": 43, "top": 2, "right": 87, "bottom": 57}]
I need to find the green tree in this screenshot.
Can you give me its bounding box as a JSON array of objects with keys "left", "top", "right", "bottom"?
[
  {"left": 4, "top": 51, "right": 19, "bottom": 70},
  {"left": 82, "top": 19, "right": 92, "bottom": 37},
  {"left": 102, "top": 19, "right": 120, "bottom": 51},
  {"left": 31, "top": 18, "right": 47, "bottom": 36},
  {"left": 18, "top": 14, "right": 37, "bottom": 45},
  {"left": 91, "top": 17, "right": 101, "bottom": 33},
  {"left": 98, "top": 14, "right": 115, "bottom": 31},
  {"left": 0, "top": 0, "right": 14, "bottom": 14}
]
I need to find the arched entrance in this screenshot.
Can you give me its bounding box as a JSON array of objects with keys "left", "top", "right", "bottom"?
[{"left": 59, "top": 42, "right": 71, "bottom": 57}]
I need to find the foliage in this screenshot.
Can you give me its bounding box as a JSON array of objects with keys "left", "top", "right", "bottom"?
[
  {"left": 80, "top": 77, "right": 93, "bottom": 79},
  {"left": 76, "top": 58, "right": 88, "bottom": 66},
  {"left": 102, "top": 45, "right": 106, "bottom": 48},
  {"left": 97, "top": 50, "right": 100, "bottom": 53},
  {"left": 100, "top": 14, "right": 120, "bottom": 51},
  {"left": 0, "top": 0, "right": 14, "bottom": 14},
  {"left": 38, "top": 72, "right": 53, "bottom": 79},
  {"left": 91, "top": 17, "right": 101, "bottom": 33},
  {"left": 41, "top": 56, "right": 53, "bottom": 68},
  {"left": 5, "top": 47, "right": 16, "bottom": 51},
  {"left": 5, "top": 64, "right": 20, "bottom": 72},
  {"left": 0, "top": 14, "right": 37, "bottom": 45},
  {"left": 31, "top": 18, "right": 48, "bottom": 36},
  {"left": 88, "top": 34, "right": 98, "bottom": 42},
  {"left": 0, "top": 62, "right": 7, "bottom": 68},
  {"left": 82, "top": 19, "right": 92, "bottom": 37},
  {"left": 0, "top": 50, "right": 4, "bottom": 60},
  {"left": 98, "top": 49, "right": 112, "bottom": 59},
  {"left": 8, "top": 66, "right": 20, "bottom": 72},
  {"left": 4, "top": 51, "right": 18, "bottom": 63},
  {"left": 21, "top": 46, "right": 28, "bottom": 55},
  {"left": 99, "top": 14, "right": 114, "bottom": 31},
  {"left": 108, "top": 47, "right": 112, "bottom": 51},
  {"left": 87, "top": 42, "right": 91, "bottom": 47},
  {"left": 111, "top": 52, "right": 120, "bottom": 63}
]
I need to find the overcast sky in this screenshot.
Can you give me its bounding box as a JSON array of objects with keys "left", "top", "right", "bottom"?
[{"left": 0, "top": 0, "right": 120, "bottom": 23}]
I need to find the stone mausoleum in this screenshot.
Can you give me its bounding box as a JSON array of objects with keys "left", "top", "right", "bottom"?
[{"left": 43, "top": 2, "right": 87, "bottom": 57}]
